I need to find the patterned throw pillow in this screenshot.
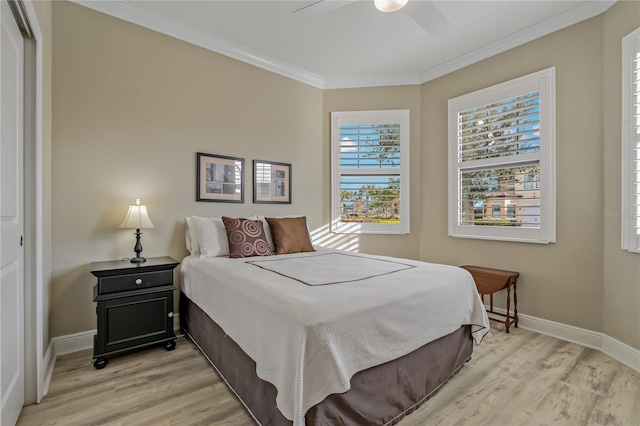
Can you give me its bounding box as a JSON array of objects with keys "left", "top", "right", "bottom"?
[{"left": 221, "top": 217, "right": 273, "bottom": 258}]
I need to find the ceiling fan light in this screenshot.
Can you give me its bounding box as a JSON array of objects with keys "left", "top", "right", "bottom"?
[{"left": 374, "top": 0, "right": 409, "bottom": 13}]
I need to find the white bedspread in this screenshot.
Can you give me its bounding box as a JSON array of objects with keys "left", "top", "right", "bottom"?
[
  {"left": 246, "top": 252, "right": 417, "bottom": 286},
  {"left": 181, "top": 248, "right": 489, "bottom": 425}
]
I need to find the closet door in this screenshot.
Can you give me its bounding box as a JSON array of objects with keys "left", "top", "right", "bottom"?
[{"left": 1, "top": 0, "right": 25, "bottom": 424}]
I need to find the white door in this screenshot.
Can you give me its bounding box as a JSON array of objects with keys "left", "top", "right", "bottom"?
[{"left": 1, "top": 0, "right": 25, "bottom": 424}]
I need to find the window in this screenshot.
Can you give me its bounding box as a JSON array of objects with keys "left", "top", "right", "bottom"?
[
  {"left": 331, "top": 110, "right": 410, "bottom": 234},
  {"left": 448, "top": 67, "right": 556, "bottom": 243},
  {"left": 492, "top": 204, "right": 501, "bottom": 220},
  {"left": 523, "top": 174, "right": 540, "bottom": 190},
  {"left": 622, "top": 28, "right": 640, "bottom": 253}
]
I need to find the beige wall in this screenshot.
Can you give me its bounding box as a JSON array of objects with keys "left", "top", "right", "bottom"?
[
  {"left": 322, "top": 86, "right": 422, "bottom": 259},
  {"left": 51, "top": 2, "right": 322, "bottom": 337},
  {"left": 420, "top": 2, "right": 640, "bottom": 349},
  {"left": 420, "top": 16, "right": 606, "bottom": 332},
  {"left": 50, "top": 1, "right": 639, "bottom": 351},
  {"left": 602, "top": 1, "right": 640, "bottom": 349}
]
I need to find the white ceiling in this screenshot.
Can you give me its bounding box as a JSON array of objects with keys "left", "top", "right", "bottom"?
[{"left": 73, "top": 0, "right": 615, "bottom": 89}]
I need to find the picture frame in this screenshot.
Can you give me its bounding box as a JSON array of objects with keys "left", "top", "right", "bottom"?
[
  {"left": 253, "top": 160, "right": 292, "bottom": 204},
  {"left": 197, "top": 152, "right": 244, "bottom": 203}
]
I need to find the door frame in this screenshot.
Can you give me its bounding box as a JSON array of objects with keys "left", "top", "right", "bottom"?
[{"left": 16, "top": 0, "right": 45, "bottom": 404}]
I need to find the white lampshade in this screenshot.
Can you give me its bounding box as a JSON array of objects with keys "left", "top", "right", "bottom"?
[
  {"left": 374, "top": 0, "right": 408, "bottom": 13},
  {"left": 119, "top": 199, "right": 155, "bottom": 229}
]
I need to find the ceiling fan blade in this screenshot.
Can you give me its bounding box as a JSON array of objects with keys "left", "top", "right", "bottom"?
[
  {"left": 403, "top": 1, "right": 453, "bottom": 38},
  {"left": 292, "top": 0, "right": 358, "bottom": 17}
]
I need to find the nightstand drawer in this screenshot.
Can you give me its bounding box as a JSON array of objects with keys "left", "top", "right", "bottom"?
[{"left": 98, "top": 270, "right": 173, "bottom": 294}]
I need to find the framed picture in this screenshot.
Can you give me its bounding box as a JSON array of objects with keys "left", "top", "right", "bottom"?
[
  {"left": 253, "top": 160, "right": 292, "bottom": 204},
  {"left": 197, "top": 152, "right": 244, "bottom": 203}
]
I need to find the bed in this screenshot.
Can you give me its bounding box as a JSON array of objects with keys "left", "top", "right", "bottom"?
[{"left": 180, "top": 216, "right": 490, "bottom": 426}]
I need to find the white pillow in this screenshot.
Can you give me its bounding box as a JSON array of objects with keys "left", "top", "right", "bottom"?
[
  {"left": 192, "top": 216, "right": 229, "bottom": 257},
  {"left": 185, "top": 217, "right": 200, "bottom": 254}
]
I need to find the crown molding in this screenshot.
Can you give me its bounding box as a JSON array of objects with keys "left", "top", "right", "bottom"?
[
  {"left": 323, "top": 72, "right": 423, "bottom": 90},
  {"left": 70, "top": 0, "right": 325, "bottom": 89},
  {"left": 418, "top": 0, "right": 617, "bottom": 84},
  {"left": 71, "top": 0, "right": 616, "bottom": 90}
]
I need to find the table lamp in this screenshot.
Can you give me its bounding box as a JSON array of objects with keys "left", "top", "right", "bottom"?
[{"left": 119, "top": 199, "right": 154, "bottom": 263}]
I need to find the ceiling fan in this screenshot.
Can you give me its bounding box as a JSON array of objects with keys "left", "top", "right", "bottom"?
[{"left": 292, "top": 0, "right": 453, "bottom": 38}]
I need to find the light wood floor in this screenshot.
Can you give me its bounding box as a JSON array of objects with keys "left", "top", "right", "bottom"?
[{"left": 17, "top": 325, "right": 640, "bottom": 426}]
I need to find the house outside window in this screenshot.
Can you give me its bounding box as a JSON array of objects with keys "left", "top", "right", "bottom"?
[
  {"left": 331, "top": 110, "right": 410, "bottom": 234},
  {"left": 448, "top": 67, "right": 556, "bottom": 243},
  {"left": 622, "top": 27, "right": 640, "bottom": 253}
]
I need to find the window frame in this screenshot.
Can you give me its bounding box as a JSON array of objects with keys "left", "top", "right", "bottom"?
[
  {"left": 448, "top": 67, "right": 556, "bottom": 244},
  {"left": 622, "top": 27, "right": 640, "bottom": 253},
  {"left": 331, "top": 109, "right": 410, "bottom": 235}
]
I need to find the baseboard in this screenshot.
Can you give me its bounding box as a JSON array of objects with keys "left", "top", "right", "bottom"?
[
  {"left": 602, "top": 334, "right": 640, "bottom": 372},
  {"left": 486, "top": 305, "right": 640, "bottom": 372},
  {"left": 52, "top": 314, "right": 182, "bottom": 357},
  {"left": 41, "top": 340, "right": 56, "bottom": 400},
  {"left": 52, "top": 329, "right": 95, "bottom": 356}
]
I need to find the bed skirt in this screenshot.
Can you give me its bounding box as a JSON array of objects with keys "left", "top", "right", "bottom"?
[{"left": 180, "top": 292, "right": 473, "bottom": 426}]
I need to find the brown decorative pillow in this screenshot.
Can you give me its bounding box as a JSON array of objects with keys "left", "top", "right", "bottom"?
[
  {"left": 221, "top": 217, "right": 273, "bottom": 258},
  {"left": 265, "top": 216, "right": 315, "bottom": 255}
]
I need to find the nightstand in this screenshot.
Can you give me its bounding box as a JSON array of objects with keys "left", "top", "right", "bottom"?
[
  {"left": 90, "top": 256, "right": 180, "bottom": 369},
  {"left": 460, "top": 265, "right": 520, "bottom": 333}
]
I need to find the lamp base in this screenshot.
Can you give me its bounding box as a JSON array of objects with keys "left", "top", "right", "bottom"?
[{"left": 130, "top": 229, "right": 147, "bottom": 263}]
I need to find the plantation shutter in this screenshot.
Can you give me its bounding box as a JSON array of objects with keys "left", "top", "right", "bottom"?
[
  {"left": 458, "top": 92, "right": 540, "bottom": 162},
  {"left": 448, "top": 67, "right": 556, "bottom": 244},
  {"left": 456, "top": 91, "right": 541, "bottom": 227},
  {"left": 622, "top": 28, "right": 640, "bottom": 252},
  {"left": 331, "top": 110, "right": 410, "bottom": 235}
]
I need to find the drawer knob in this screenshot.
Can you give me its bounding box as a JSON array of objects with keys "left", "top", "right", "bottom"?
[
  {"left": 134, "top": 278, "right": 143, "bottom": 285},
  {"left": 168, "top": 312, "right": 174, "bottom": 318}
]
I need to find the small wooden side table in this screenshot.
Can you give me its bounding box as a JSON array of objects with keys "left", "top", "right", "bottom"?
[{"left": 460, "top": 265, "right": 520, "bottom": 333}]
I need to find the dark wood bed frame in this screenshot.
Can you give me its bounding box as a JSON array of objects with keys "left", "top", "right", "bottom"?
[{"left": 180, "top": 292, "right": 473, "bottom": 426}]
